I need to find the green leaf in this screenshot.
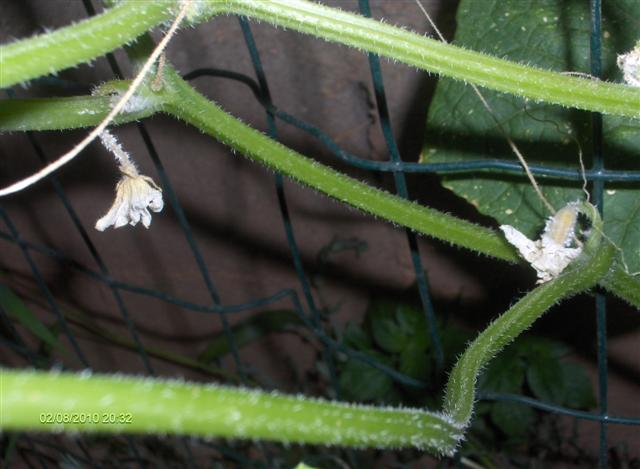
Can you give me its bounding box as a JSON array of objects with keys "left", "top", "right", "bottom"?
[
  {"left": 559, "top": 362, "right": 596, "bottom": 409},
  {"left": 338, "top": 351, "right": 394, "bottom": 402},
  {"left": 395, "top": 303, "right": 429, "bottom": 350},
  {"left": 368, "top": 303, "right": 410, "bottom": 353},
  {"left": 478, "top": 351, "right": 526, "bottom": 394},
  {"left": 517, "top": 336, "right": 569, "bottom": 361},
  {"left": 527, "top": 357, "right": 565, "bottom": 404},
  {"left": 0, "top": 284, "right": 70, "bottom": 359},
  {"left": 490, "top": 401, "right": 534, "bottom": 437},
  {"left": 424, "top": 0, "right": 640, "bottom": 272},
  {"left": 399, "top": 341, "right": 430, "bottom": 381},
  {"left": 342, "top": 321, "right": 371, "bottom": 350}
]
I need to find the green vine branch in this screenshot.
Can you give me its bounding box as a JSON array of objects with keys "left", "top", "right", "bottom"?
[
  {"left": 444, "top": 203, "right": 614, "bottom": 425},
  {"left": 0, "top": 94, "right": 158, "bottom": 132},
  {"left": 599, "top": 266, "right": 640, "bottom": 308},
  {"left": 0, "top": 204, "right": 614, "bottom": 454},
  {"left": 162, "top": 68, "right": 518, "bottom": 260},
  {"left": 0, "top": 74, "right": 519, "bottom": 262},
  {"left": 2, "top": 0, "right": 640, "bottom": 118},
  {"left": 0, "top": 369, "right": 463, "bottom": 455},
  {"left": 3, "top": 74, "right": 639, "bottom": 309}
]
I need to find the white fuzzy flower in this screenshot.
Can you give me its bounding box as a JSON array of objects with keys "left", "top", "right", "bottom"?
[
  {"left": 500, "top": 202, "right": 583, "bottom": 283},
  {"left": 95, "top": 130, "right": 163, "bottom": 231},
  {"left": 95, "top": 171, "right": 163, "bottom": 231},
  {"left": 617, "top": 46, "right": 640, "bottom": 87}
]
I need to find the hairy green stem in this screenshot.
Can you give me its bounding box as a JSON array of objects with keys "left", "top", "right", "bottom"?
[
  {"left": 161, "top": 69, "right": 517, "bottom": 260},
  {"left": 0, "top": 369, "right": 462, "bottom": 454},
  {"left": 443, "top": 204, "right": 615, "bottom": 425},
  {"left": 0, "top": 2, "right": 174, "bottom": 88},
  {"left": 0, "top": 78, "right": 517, "bottom": 261},
  {"left": 0, "top": 95, "right": 158, "bottom": 131},
  {"left": 599, "top": 266, "right": 640, "bottom": 309},
  {"left": 2, "top": 0, "right": 640, "bottom": 118},
  {"left": 7, "top": 80, "right": 640, "bottom": 308}
]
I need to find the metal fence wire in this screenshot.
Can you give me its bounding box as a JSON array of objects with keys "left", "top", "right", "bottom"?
[{"left": 1, "top": 0, "right": 640, "bottom": 467}]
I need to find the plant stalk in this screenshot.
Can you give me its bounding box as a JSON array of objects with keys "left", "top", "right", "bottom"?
[
  {"left": 2, "top": 0, "right": 640, "bottom": 119},
  {"left": 162, "top": 68, "right": 518, "bottom": 261},
  {"left": 443, "top": 203, "right": 615, "bottom": 425},
  {"left": 0, "top": 369, "right": 463, "bottom": 454}
]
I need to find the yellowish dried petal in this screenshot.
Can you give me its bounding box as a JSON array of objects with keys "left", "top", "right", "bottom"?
[{"left": 95, "top": 173, "right": 163, "bottom": 231}]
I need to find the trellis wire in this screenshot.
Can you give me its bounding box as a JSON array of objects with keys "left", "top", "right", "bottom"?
[{"left": 1, "top": 0, "right": 639, "bottom": 467}]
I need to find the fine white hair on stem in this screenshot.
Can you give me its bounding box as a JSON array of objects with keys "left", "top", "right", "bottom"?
[
  {"left": 0, "top": 0, "right": 193, "bottom": 198},
  {"left": 415, "top": 0, "right": 556, "bottom": 215},
  {"left": 99, "top": 128, "right": 135, "bottom": 171}
]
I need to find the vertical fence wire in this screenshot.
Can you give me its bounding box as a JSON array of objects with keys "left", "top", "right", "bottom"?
[
  {"left": 589, "top": 1, "right": 609, "bottom": 467},
  {"left": 358, "top": 0, "right": 444, "bottom": 371},
  {"left": 1, "top": 0, "right": 639, "bottom": 467}
]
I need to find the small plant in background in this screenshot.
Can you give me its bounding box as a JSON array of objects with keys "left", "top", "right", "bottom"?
[{"left": 336, "top": 300, "right": 598, "bottom": 466}]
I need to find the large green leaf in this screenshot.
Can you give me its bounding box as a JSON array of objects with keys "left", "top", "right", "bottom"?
[{"left": 423, "top": 0, "right": 640, "bottom": 272}]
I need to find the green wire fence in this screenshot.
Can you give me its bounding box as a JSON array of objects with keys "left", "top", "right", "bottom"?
[{"left": 1, "top": 0, "right": 639, "bottom": 467}]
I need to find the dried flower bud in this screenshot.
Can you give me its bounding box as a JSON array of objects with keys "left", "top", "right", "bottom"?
[
  {"left": 95, "top": 171, "right": 163, "bottom": 232},
  {"left": 617, "top": 45, "right": 640, "bottom": 87},
  {"left": 500, "top": 202, "right": 583, "bottom": 283}
]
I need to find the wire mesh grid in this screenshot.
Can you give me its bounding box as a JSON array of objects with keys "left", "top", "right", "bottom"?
[{"left": 1, "top": 0, "right": 639, "bottom": 467}]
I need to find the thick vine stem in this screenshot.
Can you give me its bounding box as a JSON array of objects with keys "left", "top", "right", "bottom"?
[
  {"left": 0, "top": 93, "right": 160, "bottom": 132},
  {"left": 6, "top": 77, "right": 640, "bottom": 311},
  {"left": 443, "top": 202, "right": 614, "bottom": 426},
  {"left": 0, "top": 74, "right": 517, "bottom": 261},
  {"left": 159, "top": 68, "right": 518, "bottom": 261},
  {"left": 2, "top": 0, "right": 640, "bottom": 118},
  {"left": 0, "top": 2, "right": 175, "bottom": 89},
  {"left": 0, "top": 369, "right": 463, "bottom": 455}
]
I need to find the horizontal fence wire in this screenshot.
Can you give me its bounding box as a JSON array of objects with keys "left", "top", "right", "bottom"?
[{"left": 0, "top": 0, "right": 638, "bottom": 467}]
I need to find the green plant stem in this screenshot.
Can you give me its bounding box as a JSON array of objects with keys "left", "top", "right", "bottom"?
[
  {"left": 0, "top": 369, "right": 462, "bottom": 454},
  {"left": 2, "top": 0, "right": 640, "bottom": 118},
  {"left": 0, "top": 1, "right": 174, "bottom": 89},
  {"left": 6, "top": 80, "right": 640, "bottom": 310},
  {"left": 599, "top": 266, "right": 640, "bottom": 309},
  {"left": 161, "top": 69, "right": 517, "bottom": 260},
  {"left": 0, "top": 81, "right": 517, "bottom": 261},
  {"left": 217, "top": 0, "right": 640, "bottom": 118},
  {"left": 0, "top": 95, "right": 157, "bottom": 131},
  {"left": 443, "top": 204, "right": 615, "bottom": 425}
]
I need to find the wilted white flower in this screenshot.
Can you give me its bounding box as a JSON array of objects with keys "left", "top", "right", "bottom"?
[
  {"left": 500, "top": 202, "right": 583, "bottom": 283},
  {"left": 95, "top": 169, "right": 163, "bottom": 231},
  {"left": 617, "top": 45, "right": 640, "bottom": 87},
  {"left": 95, "top": 130, "right": 163, "bottom": 231}
]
